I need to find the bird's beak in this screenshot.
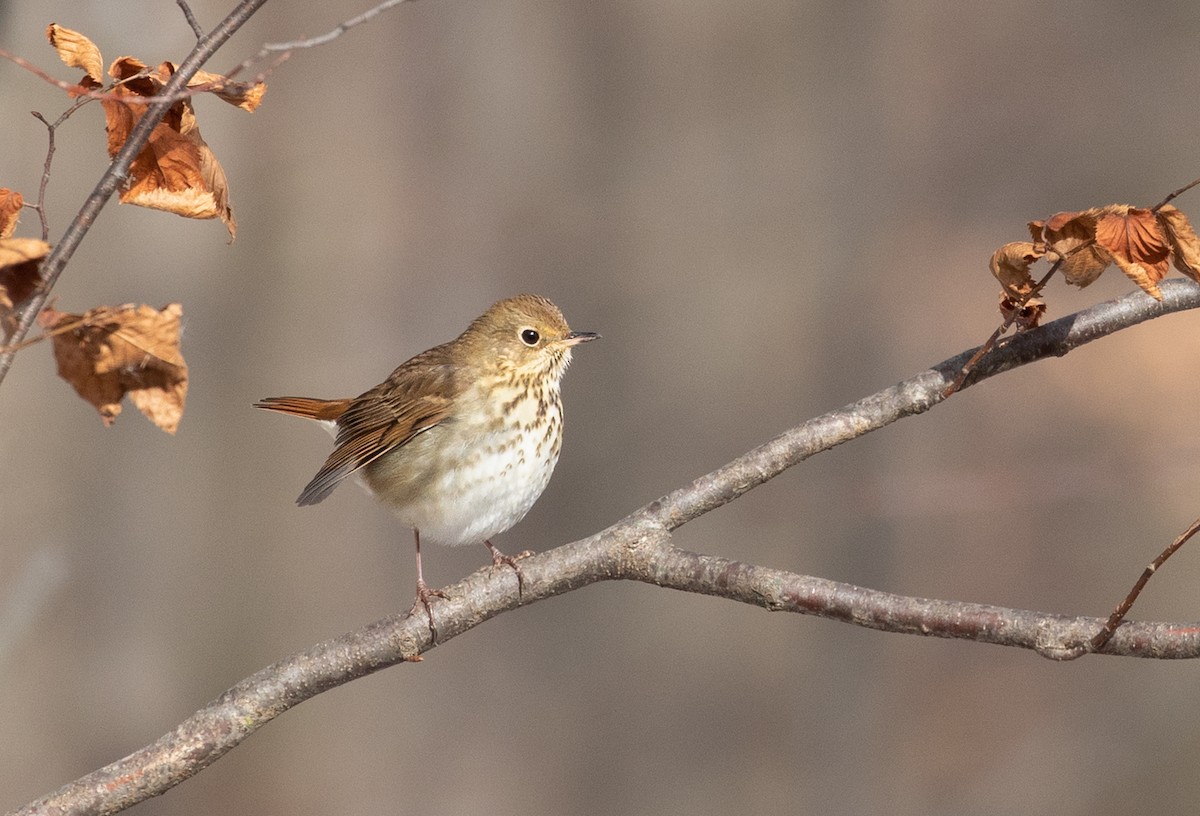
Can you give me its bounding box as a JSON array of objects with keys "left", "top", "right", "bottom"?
[{"left": 563, "top": 331, "right": 601, "bottom": 346}]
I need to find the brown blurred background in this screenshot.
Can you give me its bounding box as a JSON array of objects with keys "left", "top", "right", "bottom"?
[{"left": 3, "top": 2, "right": 1200, "bottom": 814}]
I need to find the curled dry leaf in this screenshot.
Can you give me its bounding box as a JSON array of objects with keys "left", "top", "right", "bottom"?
[
  {"left": 1093, "top": 205, "right": 1169, "bottom": 299},
  {"left": 0, "top": 188, "right": 23, "bottom": 239},
  {"left": 0, "top": 189, "right": 46, "bottom": 339},
  {"left": 998, "top": 293, "right": 1046, "bottom": 330},
  {"left": 37, "top": 303, "right": 188, "bottom": 434},
  {"left": 1029, "top": 209, "right": 1111, "bottom": 289},
  {"left": 45, "top": 26, "right": 267, "bottom": 241},
  {"left": 104, "top": 57, "right": 237, "bottom": 240},
  {"left": 45, "top": 23, "right": 103, "bottom": 83},
  {"left": 1155, "top": 204, "right": 1200, "bottom": 283},
  {"left": 0, "top": 238, "right": 48, "bottom": 308},
  {"left": 989, "top": 241, "right": 1045, "bottom": 298},
  {"left": 188, "top": 70, "right": 266, "bottom": 113},
  {"left": 1029, "top": 204, "right": 1176, "bottom": 300},
  {"left": 0, "top": 237, "right": 48, "bottom": 340}
]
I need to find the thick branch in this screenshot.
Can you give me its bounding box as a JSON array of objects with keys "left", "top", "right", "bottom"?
[
  {"left": 9, "top": 281, "right": 1200, "bottom": 816},
  {"left": 636, "top": 279, "right": 1200, "bottom": 530}
]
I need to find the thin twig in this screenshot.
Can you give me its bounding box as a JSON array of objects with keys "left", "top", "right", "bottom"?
[
  {"left": 1090, "top": 516, "right": 1200, "bottom": 652},
  {"left": 0, "top": 0, "right": 270, "bottom": 389},
  {"left": 0, "top": 53, "right": 175, "bottom": 106},
  {"left": 223, "top": 0, "right": 420, "bottom": 80},
  {"left": 0, "top": 311, "right": 108, "bottom": 355},
  {"left": 224, "top": 49, "right": 291, "bottom": 85},
  {"left": 26, "top": 114, "right": 53, "bottom": 241},
  {"left": 263, "top": 0, "right": 417, "bottom": 51},
  {"left": 942, "top": 256, "right": 1064, "bottom": 397},
  {"left": 177, "top": 0, "right": 206, "bottom": 39},
  {"left": 1154, "top": 176, "right": 1200, "bottom": 211},
  {"left": 28, "top": 100, "right": 92, "bottom": 242},
  {"left": 0, "top": 50, "right": 264, "bottom": 109},
  {"left": 0, "top": 49, "right": 87, "bottom": 97}
]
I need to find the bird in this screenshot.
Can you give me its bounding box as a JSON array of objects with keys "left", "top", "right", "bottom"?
[{"left": 255, "top": 294, "right": 598, "bottom": 638}]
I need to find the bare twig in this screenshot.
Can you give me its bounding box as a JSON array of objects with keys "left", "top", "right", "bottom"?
[
  {"left": 26, "top": 114, "right": 54, "bottom": 241},
  {"left": 0, "top": 48, "right": 89, "bottom": 97},
  {"left": 1154, "top": 176, "right": 1200, "bottom": 211},
  {"left": 263, "top": 0, "right": 418, "bottom": 51},
  {"left": 943, "top": 256, "right": 1065, "bottom": 397},
  {"left": 1090, "top": 516, "right": 1200, "bottom": 652},
  {"left": 0, "top": 0, "right": 270, "bottom": 389},
  {"left": 0, "top": 309, "right": 112, "bottom": 355},
  {"left": 28, "top": 100, "right": 92, "bottom": 241},
  {"left": 9, "top": 280, "right": 1200, "bottom": 816},
  {"left": 224, "top": 0, "right": 420, "bottom": 80},
  {"left": 177, "top": 0, "right": 206, "bottom": 39},
  {"left": 0, "top": 50, "right": 262, "bottom": 108}
]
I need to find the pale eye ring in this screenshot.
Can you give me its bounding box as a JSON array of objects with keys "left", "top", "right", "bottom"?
[{"left": 520, "top": 328, "right": 540, "bottom": 346}]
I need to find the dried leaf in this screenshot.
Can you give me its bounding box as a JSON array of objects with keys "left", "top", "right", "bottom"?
[
  {"left": 188, "top": 70, "right": 267, "bottom": 112},
  {"left": 0, "top": 237, "right": 48, "bottom": 340},
  {"left": 38, "top": 303, "right": 188, "bottom": 433},
  {"left": 989, "top": 241, "right": 1044, "bottom": 298},
  {"left": 0, "top": 239, "right": 48, "bottom": 308},
  {"left": 101, "top": 57, "right": 239, "bottom": 239},
  {"left": 1106, "top": 254, "right": 1161, "bottom": 299},
  {"left": 1155, "top": 204, "right": 1200, "bottom": 283},
  {"left": 1092, "top": 205, "right": 1169, "bottom": 300},
  {"left": 0, "top": 189, "right": 23, "bottom": 239},
  {"left": 45, "top": 23, "right": 104, "bottom": 83},
  {"left": 1030, "top": 209, "right": 1112, "bottom": 288},
  {"left": 44, "top": 26, "right": 265, "bottom": 240},
  {"left": 1012, "top": 200, "right": 1200, "bottom": 304},
  {"left": 999, "top": 293, "right": 1046, "bottom": 330}
]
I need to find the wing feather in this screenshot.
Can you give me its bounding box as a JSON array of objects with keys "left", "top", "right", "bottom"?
[{"left": 296, "top": 347, "right": 462, "bottom": 505}]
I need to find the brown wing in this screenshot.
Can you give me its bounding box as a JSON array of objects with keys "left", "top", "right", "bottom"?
[{"left": 296, "top": 345, "right": 462, "bottom": 506}]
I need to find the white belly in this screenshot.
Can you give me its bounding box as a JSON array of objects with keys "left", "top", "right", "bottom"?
[{"left": 358, "top": 389, "right": 564, "bottom": 546}]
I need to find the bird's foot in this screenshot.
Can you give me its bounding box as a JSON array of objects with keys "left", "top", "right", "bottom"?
[
  {"left": 484, "top": 540, "right": 532, "bottom": 599},
  {"left": 410, "top": 578, "right": 449, "bottom": 642}
]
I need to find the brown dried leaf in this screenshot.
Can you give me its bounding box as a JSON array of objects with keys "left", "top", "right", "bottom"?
[
  {"left": 102, "top": 58, "right": 236, "bottom": 239},
  {"left": 0, "top": 238, "right": 48, "bottom": 340},
  {"left": 188, "top": 70, "right": 267, "bottom": 112},
  {"left": 998, "top": 293, "right": 1046, "bottom": 330},
  {"left": 0, "top": 238, "right": 48, "bottom": 308},
  {"left": 1155, "top": 204, "right": 1200, "bottom": 283},
  {"left": 1030, "top": 209, "right": 1112, "bottom": 288},
  {"left": 45, "top": 23, "right": 104, "bottom": 83},
  {"left": 1106, "top": 253, "right": 1161, "bottom": 299},
  {"left": 0, "top": 189, "right": 23, "bottom": 239},
  {"left": 989, "top": 241, "right": 1044, "bottom": 298},
  {"left": 1092, "top": 205, "right": 1169, "bottom": 300},
  {"left": 38, "top": 303, "right": 188, "bottom": 433},
  {"left": 1057, "top": 245, "right": 1111, "bottom": 288},
  {"left": 43, "top": 28, "right": 264, "bottom": 240}
]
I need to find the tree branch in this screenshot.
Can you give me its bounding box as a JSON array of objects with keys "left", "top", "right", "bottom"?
[
  {"left": 633, "top": 279, "right": 1200, "bottom": 532},
  {"left": 260, "top": 0, "right": 419, "bottom": 52},
  {"left": 9, "top": 280, "right": 1200, "bottom": 816},
  {"left": 176, "top": 0, "right": 206, "bottom": 40}
]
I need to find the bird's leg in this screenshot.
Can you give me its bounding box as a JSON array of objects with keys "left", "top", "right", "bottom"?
[
  {"left": 483, "top": 540, "right": 530, "bottom": 599},
  {"left": 409, "top": 529, "right": 447, "bottom": 641}
]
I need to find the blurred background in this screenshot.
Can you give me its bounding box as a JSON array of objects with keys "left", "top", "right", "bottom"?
[{"left": 3, "top": 1, "right": 1200, "bottom": 813}]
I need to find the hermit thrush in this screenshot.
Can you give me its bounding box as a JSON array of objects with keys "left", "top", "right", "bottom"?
[{"left": 256, "top": 294, "right": 597, "bottom": 637}]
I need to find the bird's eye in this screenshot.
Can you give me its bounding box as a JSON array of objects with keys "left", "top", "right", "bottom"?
[{"left": 520, "top": 328, "right": 540, "bottom": 346}]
